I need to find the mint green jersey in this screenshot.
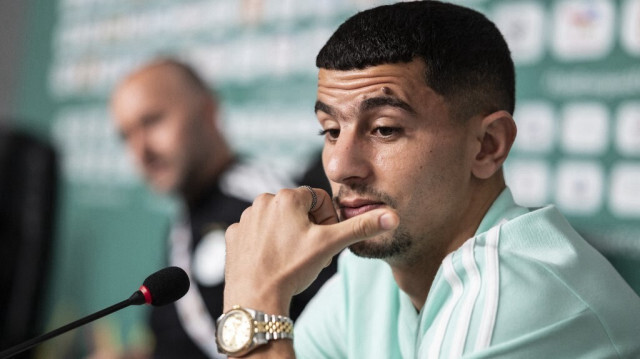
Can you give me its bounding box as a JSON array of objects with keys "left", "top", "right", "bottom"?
[{"left": 294, "top": 189, "right": 640, "bottom": 358}]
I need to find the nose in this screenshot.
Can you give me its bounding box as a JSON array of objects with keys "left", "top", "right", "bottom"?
[{"left": 323, "top": 131, "right": 372, "bottom": 186}]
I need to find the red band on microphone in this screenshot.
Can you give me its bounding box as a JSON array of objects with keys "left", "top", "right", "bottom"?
[{"left": 139, "top": 285, "right": 152, "bottom": 305}]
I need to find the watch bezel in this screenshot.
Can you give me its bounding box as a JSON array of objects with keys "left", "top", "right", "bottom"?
[{"left": 215, "top": 306, "right": 256, "bottom": 356}]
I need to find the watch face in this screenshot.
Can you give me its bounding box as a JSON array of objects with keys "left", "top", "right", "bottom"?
[{"left": 217, "top": 308, "right": 254, "bottom": 353}]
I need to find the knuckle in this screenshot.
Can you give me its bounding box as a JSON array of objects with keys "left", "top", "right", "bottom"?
[
  {"left": 239, "top": 207, "right": 252, "bottom": 221},
  {"left": 227, "top": 222, "right": 237, "bottom": 231},
  {"left": 276, "top": 188, "right": 304, "bottom": 207},
  {"left": 225, "top": 223, "right": 237, "bottom": 240},
  {"left": 277, "top": 188, "right": 297, "bottom": 201},
  {"left": 252, "top": 193, "right": 274, "bottom": 210},
  {"left": 254, "top": 192, "right": 271, "bottom": 204}
]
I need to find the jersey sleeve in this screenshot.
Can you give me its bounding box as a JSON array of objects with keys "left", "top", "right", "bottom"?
[{"left": 459, "top": 308, "right": 637, "bottom": 358}]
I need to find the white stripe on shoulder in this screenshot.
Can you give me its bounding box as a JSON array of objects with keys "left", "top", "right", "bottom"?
[
  {"left": 219, "top": 162, "right": 294, "bottom": 203},
  {"left": 449, "top": 237, "right": 481, "bottom": 358},
  {"left": 474, "top": 224, "right": 502, "bottom": 350},
  {"left": 428, "top": 253, "right": 463, "bottom": 359}
]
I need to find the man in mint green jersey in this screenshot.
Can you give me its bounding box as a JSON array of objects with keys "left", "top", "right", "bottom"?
[{"left": 217, "top": 2, "right": 640, "bottom": 358}]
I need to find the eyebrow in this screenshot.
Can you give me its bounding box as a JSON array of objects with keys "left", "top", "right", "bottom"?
[
  {"left": 314, "top": 101, "right": 334, "bottom": 116},
  {"left": 361, "top": 96, "right": 416, "bottom": 115},
  {"left": 314, "top": 96, "right": 416, "bottom": 118}
]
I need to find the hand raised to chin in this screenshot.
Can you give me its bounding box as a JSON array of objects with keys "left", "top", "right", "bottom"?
[{"left": 223, "top": 186, "right": 399, "bottom": 316}]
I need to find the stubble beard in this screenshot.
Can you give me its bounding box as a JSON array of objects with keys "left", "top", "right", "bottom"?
[
  {"left": 335, "top": 184, "right": 413, "bottom": 259},
  {"left": 348, "top": 225, "right": 413, "bottom": 259}
]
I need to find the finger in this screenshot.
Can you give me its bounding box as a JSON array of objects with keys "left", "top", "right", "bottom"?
[
  {"left": 324, "top": 208, "right": 399, "bottom": 252},
  {"left": 305, "top": 187, "right": 339, "bottom": 225},
  {"left": 251, "top": 192, "right": 275, "bottom": 211}
]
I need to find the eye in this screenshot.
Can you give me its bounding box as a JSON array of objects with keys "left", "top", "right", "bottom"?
[
  {"left": 374, "top": 126, "right": 401, "bottom": 138},
  {"left": 141, "top": 113, "right": 164, "bottom": 128},
  {"left": 318, "top": 128, "right": 340, "bottom": 140}
]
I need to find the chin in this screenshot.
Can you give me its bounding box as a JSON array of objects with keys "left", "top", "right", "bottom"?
[{"left": 348, "top": 230, "right": 412, "bottom": 259}]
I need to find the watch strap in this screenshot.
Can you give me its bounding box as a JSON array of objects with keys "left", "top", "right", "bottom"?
[{"left": 255, "top": 312, "right": 294, "bottom": 341}]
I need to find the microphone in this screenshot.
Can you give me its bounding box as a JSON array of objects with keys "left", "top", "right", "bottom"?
[{"left": 0, "top": 266, "right": 190, "bottom": 359}]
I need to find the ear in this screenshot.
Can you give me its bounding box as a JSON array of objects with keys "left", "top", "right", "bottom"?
[{"left": 471, "top": 110, "right": 517, "bottom": 179}]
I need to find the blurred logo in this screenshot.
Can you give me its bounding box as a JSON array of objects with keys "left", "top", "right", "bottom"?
[
  {"left": 513, "top": 101, "right": 556, "bottom": 153},
  {"left": 552, "top": 0, "right": 615, "bottom": 60},
  {"left": 561, "top": 102, "right": 610, "bottom": 155},
  {"left": 616, "top": 102, "right": 640, "bottom": 156},
  {"left": 609, "top": 163, "right": 640, "bottom": 217},
  {"left": 621, "top": 0, "right": 640, "bottom": 56},
  {"left": 492, "top": 1, "right": 545, "bottom": 65},
  {"left": 504, "top": 160, "right": 551, "bottom": 208},
  {"left": 556, "top": 161, "right": 604, "bottom": 215}
]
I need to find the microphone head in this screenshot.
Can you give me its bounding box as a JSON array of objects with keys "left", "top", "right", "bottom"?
[{"left": 139, "top": 266, "right": 190, "bottom": 306}]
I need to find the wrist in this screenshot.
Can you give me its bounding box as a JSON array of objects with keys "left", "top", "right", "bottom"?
[{"left": 224, "top": 280, "right": 292, "bottom": 316}]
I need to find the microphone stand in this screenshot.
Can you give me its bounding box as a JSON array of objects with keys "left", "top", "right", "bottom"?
[{"left": 0, "top": 291, "right": 145, "bottom": 359}]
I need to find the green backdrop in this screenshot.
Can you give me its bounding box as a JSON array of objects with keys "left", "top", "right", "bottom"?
[{"left": 12, "top": 0, "right": 640, "bottom": 356}]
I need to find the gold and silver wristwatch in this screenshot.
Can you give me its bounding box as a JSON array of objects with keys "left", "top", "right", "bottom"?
[{"left": 215, "top": 305, "right": 294, "bottom": 357}]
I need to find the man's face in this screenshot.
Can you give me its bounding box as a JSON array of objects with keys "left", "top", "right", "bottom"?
[
  {"left": 316, "top": 59, "right": 479, "bottom": 262},
  {"left": 111, "top": 69, "right": 204, "bottom": 195}
]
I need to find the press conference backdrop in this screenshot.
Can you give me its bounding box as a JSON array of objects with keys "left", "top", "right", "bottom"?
[{"left": 11, "top": 0, "right": 640, "bottom": 356}]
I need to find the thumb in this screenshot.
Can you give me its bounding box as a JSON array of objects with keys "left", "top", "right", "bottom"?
[{"left": 329, "top": 209, "right": 399, "bottom": 249}]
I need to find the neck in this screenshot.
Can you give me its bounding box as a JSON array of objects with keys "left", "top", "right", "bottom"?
[{"left": 390, "top": 177, "right": 506, "bottom": 311}]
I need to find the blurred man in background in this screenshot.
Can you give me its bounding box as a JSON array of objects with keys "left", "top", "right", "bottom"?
[{"left": 111, "top": 58, "right": 334, "bottom": 358}]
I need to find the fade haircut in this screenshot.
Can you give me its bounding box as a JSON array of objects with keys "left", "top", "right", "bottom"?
[{"left": 316, "top": 1, "right": 515, "bottom": 121}]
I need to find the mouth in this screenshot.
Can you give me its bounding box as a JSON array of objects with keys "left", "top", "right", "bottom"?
[
  {"left": 143, "top": 155, "right": 168, "bottom": 172},
  {"left": 143, "top": 160, "right": 172, "bottom": 183},
  {"left": 144, "top": 164, "right": 165, "bottom": 178},
  {"left": 339, "top": 199, "right": 385, "bottom": 220}
]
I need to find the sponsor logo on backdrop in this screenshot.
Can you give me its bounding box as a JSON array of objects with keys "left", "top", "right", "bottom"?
[
  {"left": 552, "top": 0, "right": 615, "bottom": 60},
  {"left": 505, "top": 160, "right": 551, "bottom": 208},
  {"left": 556, "top": 161, "right": 604, "bottom": 215},
  {"left": 513, "top": 101, "right": 556, "bottom": 153},
  {"left": 492, "top": 1, "right": 545, "bottom": 65},
  {"left": 616, "top": 102, "right": 640, "bottom": 156},
  {"left": 621, "top": 0, "right": 640, "bottom": 56},
  {"left": 610, "top": 163, "right": 640, "bottom": 217},
  {"left": 561, "top": 102, "right": 610, "bottom": 155}
]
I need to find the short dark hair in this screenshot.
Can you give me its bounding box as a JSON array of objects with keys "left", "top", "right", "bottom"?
[{"left": 316, "top": 1, "right": 515, "bottom": 121}]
